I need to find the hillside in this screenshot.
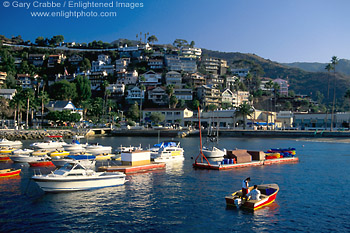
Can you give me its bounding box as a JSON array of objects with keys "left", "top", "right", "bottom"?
[
  {"left": 202, "top": 49, "right": 350, "bottom": 103},
  {"left": 282, "top": 59, "right": 350, "bottom": 76}
]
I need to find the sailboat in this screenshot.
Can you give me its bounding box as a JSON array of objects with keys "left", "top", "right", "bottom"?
[{"left": 202, "top": 113, "right": 226, "bottom": 158}]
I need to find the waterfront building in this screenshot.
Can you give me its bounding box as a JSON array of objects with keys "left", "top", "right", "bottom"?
[
  {"left": 86, "top": 71, "right": 108, "bottom": 91},
  {"left": 148, "top": 59, "right": 164, "bottom": 70},
  {"left": 273, "top": 78, "right": 289, "bottom": 96},
  {"left": 117, "top": 70, "right": 138, "bottom": 85},
  {"left": 190, "top": 73, "right": 206, "bottom": 88},
  {"left": 206, "top": 74, "right": 225, "bottom": 89},
  {"left": 142, "top": 108, "right": 194, "bottom": 127},
  {"left": 45, "top": 100, "right": 83, "bottom": 120},
  {"left": 276, "top": 111, "right": 294, "bottom": 129}
]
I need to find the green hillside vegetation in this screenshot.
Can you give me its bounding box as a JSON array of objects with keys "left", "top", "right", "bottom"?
[
  {"left": 283, "top": 59, "right": 350, "bottom": 76},
  {"left": 202, "top": 49, "right": 350, "bottom": 103}
]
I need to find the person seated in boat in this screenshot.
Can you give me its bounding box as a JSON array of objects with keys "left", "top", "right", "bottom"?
[
  {"left": 246, "top": 185, "right": 261, "bottom": 201},
  {"left": 242, "top": 177, "right": 250, "bottom": 197}
]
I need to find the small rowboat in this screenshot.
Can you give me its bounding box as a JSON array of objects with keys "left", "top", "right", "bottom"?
[
  {"left": 28, "top": 160, "right": 55, "bottom": 167},
  {"left": 225, "top": 184, "right": 279, "bottom": 211},
  {"left": 0, "top": 168, "right": 21, "bottom": 178}
]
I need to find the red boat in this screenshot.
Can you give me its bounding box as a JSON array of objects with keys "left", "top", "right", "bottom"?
[
  {"left": 29, "top": 160, "right": 55, "bottom": 167},
  {"left": 0, "top": 154, "right": 11, "bottom": 162},
  {"left": 0, "top": 168, "right": 21, "bottom": 178},
  {"left": 225, "top": 184, "right": 279, "bottom": 211}
]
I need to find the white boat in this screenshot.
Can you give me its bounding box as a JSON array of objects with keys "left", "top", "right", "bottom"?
[
  {"left": 152, "top": 142, "right": 184, "bottom": 163},
  {"left": 52, "top": 158, "right": 96, "bottom": 169},
  {"left": 202, "top": 146, "right": 226, "bottom": 158},
  {"left": 62, "top": 137, "right": 87, "bottom": 152},
  {"left": 85, "top": 143, "right": 112, "bottom": 155},
  {"left": 32, "top": 162, "right": 126, "bottom": 192},
  {"left": 10, "top": 154, "right": 51, "bottom": 163},
  {"left": 12, "top": 148, "right": 34, "bottom": 155},
  {"left": 0, "top": 138, "right": 22, "bottom": 147},
  {"left": 116, "top": 144, "right": 142, "bottom": 153},
  {"left": 150, "top": 141, "right": 179, "bottom": 155},
  {"left": 30, "top": 136, "right": 67, "bottom": 149}
]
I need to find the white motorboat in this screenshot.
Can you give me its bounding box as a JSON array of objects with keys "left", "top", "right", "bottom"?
[
  {"left": 52, "top": 158, "right": 96, "bottom": 169},
  {"left": 150, "top": 141, "right": 179, "bottom": 156},
  {"left": 85, "top": 143, "right": 112, "bottom": 155},
  {"left": 32, "top": 162, "right": 126, "bottom": 192},
  {"left": 0, "top": 138, "right": 22, "bottom": 147},
  {"left": 10, "top": 154, "right": 51, "bottom": 163},
  {"left": 62, "top": 137, "right": 87, "bottom": 152},
  {"left": 12, "top": 148, "right": 34, "bottom": 155},
  {"left": 30, "top": 136, "right": 67, "bottom": 149},
  {"left": 202, "top": 146, "right": 226, "bottom": 158},
  {"left": 152, "top": 142, "right": 184, "bottom": 163},
  {"left": 116, "top": 144, "right": 142, "bottom": 153}
]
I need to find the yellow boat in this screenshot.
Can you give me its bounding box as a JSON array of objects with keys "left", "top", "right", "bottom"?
[
  {"left": 0, "top": 147, "right": 15, "bottom": 154},
  {"left": 32, "top": 150, "right": 51, "bottom": 156},
  {"left": 95, "top": 153, "right": 115, "bottom": 161},
  {"left": 49, "top": 150, "right": 70, "bottom": 157}
]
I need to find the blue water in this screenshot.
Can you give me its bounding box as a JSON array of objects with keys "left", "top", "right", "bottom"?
[{"left": 1, "top": 136, "right": 350, "bottom": 232}]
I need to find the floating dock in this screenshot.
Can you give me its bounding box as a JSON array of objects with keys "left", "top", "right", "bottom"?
[
  {"left": 98, "top": 162, "right": 166, "bottom": 174},
  {"left": 193, "top": 157, "right": 299, "bottom": 170}
]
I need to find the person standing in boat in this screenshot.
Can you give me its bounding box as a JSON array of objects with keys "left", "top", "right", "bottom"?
[
  {"left": 242, "top": 177, "right": 250, "bottom": 197},
  {"left": 246, "top": 185, "right": 261, "bottom": 200}
]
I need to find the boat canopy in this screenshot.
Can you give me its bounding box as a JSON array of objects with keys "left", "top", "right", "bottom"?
[
  {"left": 247, "top": 122, "right": 275, "bottom": 126},
  {"left": 153, "top": 141, "right": 178, "bottom": 148}
]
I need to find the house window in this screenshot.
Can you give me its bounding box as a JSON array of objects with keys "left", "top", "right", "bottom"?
[
  {"left": 175, "top": 112, "right": 181, "bottom": 116},
  {"left": 167, "top": 112, "right": 172, "bottom": 116}
]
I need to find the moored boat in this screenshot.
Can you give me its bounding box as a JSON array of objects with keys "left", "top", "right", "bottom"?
[
  {"left": 30, "top": 135, "right": 67, "bottom": 149},
  {"left": 152, "top": 142, "right": 184, "bottom": 163},
  {"left": 202, "top": 146, "right": 226, "bottom": 158},
  {"left": 0, "top": 154, "right": 11, "bottom": 162},
  {"left": 10, "top": 154, "right": 51, "bottom": 163},
  {"left": 85, "top": 143, "right": 112, "bottom": 155},
  {"left": 0, "top": 147, "right": 16, "bottom": 154},
  {"left": 49, "top": 150, "right": 70, "bottom": 158},
  {"left": 95, "top": 153, "right": 115, "bottom": 161},
  {"left": 0, "top": 138, "right": 22, "bottom": 147},
  {"left": 32, "top": 162, "right": 126, "bottom": 192},
  {"left": 0, "top": 168, "right": 21, "bottom": 178},
  {"left": 225, "top": 184, "right": 279, "bottom": 211},
  {"left": 12, "top": 148, "right": 34, "bottom": 155},
  {"left": 32, "top": 149, "right": 51, "bottom": 156},
  {"left": 29, "top": 159, "right": 55, "bottom": 167}
]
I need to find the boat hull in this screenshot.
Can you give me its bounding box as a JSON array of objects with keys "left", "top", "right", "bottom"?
[
  {"left": 10, "top": 155, "right": 46, "bottom": 163},
  {"left": 225, "top": 184, "right": 279, "bottom": 211},
  {"left": 0, "top": 169, "right": 21, "bottom": 178},
  {"left": 202, "top": 149, "right": 225, "bottom": 158},
  {"left": 29, "top": 161, "right": 55, "bottom": 167},
  {"left": 32, "top": 174, "right": 125, "bottom": 192}
]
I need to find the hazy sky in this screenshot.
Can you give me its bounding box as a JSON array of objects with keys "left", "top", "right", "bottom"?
[{"left": 1, "top": 0, "right": 349, "bottom": 63}]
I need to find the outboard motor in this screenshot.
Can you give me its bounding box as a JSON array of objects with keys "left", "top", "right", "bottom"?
[{"left": 234, "top": 198, "right": 242, "bottom": 208}]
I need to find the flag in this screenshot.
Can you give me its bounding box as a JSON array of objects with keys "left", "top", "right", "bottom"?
[{"left": 64, "top": 67, "right": 69, "bottom": 76}]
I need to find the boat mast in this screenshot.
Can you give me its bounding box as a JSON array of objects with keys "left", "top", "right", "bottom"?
[{"left": 194, "top": 106, "right": 210, "bottom": 165}]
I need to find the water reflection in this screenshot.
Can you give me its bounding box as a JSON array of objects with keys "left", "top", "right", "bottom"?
[{"left": 165, "top": 160, "right": 184, "bottom": 175}]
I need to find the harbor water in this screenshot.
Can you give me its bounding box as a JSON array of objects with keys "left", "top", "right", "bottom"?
[{"left": 1, "top": 136, "right": 350, "bottom": 232}]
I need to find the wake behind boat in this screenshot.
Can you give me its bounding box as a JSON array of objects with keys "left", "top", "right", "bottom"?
[
  {"left": 225, "top": 184, "right": 279, "bottom": 211},
  {"left": 32, "top": 162, "right": 126, "bottom": 192}
]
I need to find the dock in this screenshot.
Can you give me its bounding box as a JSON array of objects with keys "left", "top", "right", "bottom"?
[
  {"left": 98, "top": 162, "right": 166, "bottom": 174},
  {"left": 193, "top": 157, "right": 299, "bottom": 170}
]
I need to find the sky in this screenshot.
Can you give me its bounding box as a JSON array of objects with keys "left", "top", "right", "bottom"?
[{"left": 1, "top": 0, "right": 350, "bottom": 63}]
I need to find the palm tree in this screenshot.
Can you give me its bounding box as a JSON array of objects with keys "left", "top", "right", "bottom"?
[
  {"left": 235, "top": 102, "right": 253, "bottom": 129},
  {"left": 330, "top": 56, "right": 339, "bottom": 131},
  {"left": 166, "top": 84, "right": 175, "bottom": 108},
  {"left": 38, "top": 90, "right": 50, "bottom": 128},
  {"left": 23, "top": 89, "right": 35, "bottom": 129},
  {"left": 325, "top": 63, "right": 332, "bottom": 129}
]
